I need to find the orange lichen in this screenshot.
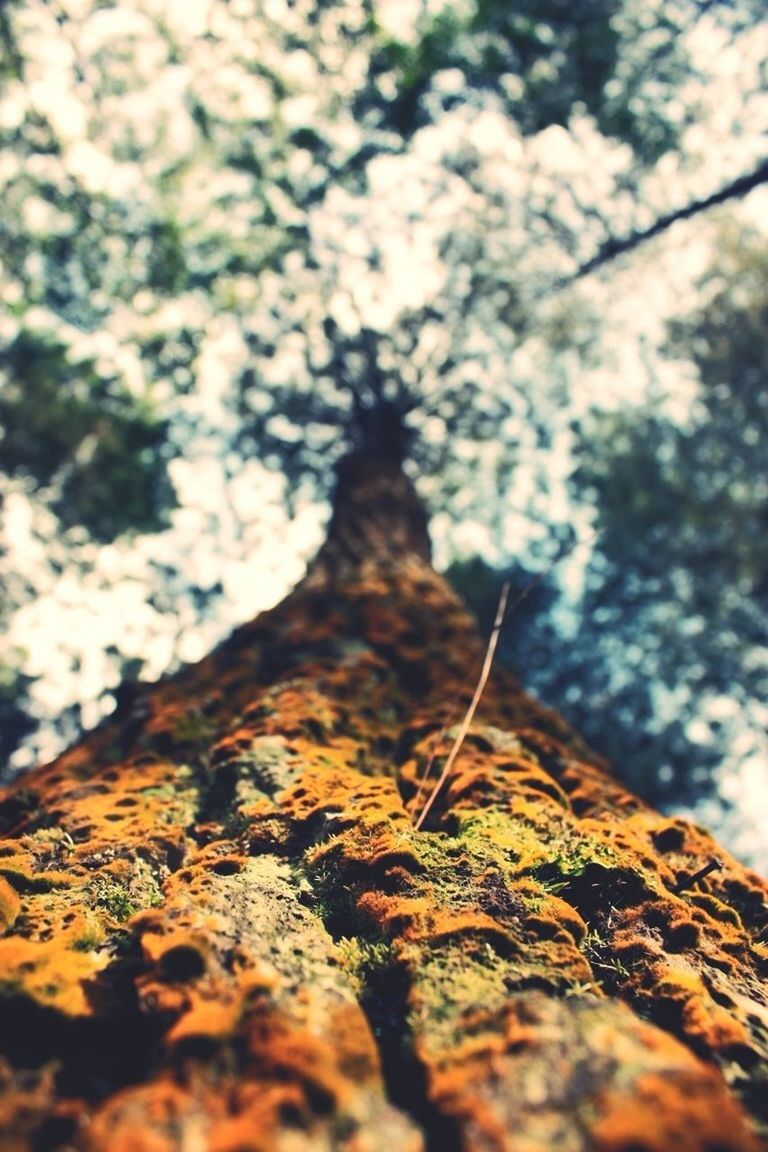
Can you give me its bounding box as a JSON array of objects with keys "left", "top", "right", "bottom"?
[
  {"left": 593, "top": 1068, "right": 761, "bottom": 1152},
  {"left": 0, "top": 877, "right": 20, "bottom": 931},
  {"left": 422, "top": 993, "right": 761, "bottom": 1152},
  {"left": 0, "top": 1061, "right": 84, "bottom": 1152},
  {"left": 0, "top": 924, "right": 111, "bottom": 1015}
]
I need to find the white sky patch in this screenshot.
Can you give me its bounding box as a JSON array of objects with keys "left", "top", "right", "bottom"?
[
  {"left": 155, "top": 0, "right": 211, "bottom": 38},
  {"left": 65, "top": 141, "right": 140, "bottom": 198},
  {"left": 78, "top": 6, "right": 157, "bottom": 52},
  {"left": 191, "top": 319, "right": 248, "bottom": 428},
  {"left": 376, "top": 0, "right": 468, "bottom": 40},
  {"left": 0, "top": 81, "right": 27, "bottom": 132},
  {"left": 374, "top": 0, "right": 426, "bottom": 40},
  {"left": 3, "top": 491, "right": 54, "bottom": 591}
]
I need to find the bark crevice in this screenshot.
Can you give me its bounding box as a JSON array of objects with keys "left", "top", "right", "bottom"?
[{"left": 356, "top": 953, "right": 462, "bottom": 1152}]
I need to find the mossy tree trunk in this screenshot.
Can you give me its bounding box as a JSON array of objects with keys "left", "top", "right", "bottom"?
[{"left": 0, "top": 449, "right": 767, "bottom": 1152}]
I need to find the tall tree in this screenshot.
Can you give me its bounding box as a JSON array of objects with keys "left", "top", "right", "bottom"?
[
  {"left": 1, "top": 0, "right": 767, "bottom": 776},
  {"left": 0, "top": 442, "right": 766, "bottom": 1150}
]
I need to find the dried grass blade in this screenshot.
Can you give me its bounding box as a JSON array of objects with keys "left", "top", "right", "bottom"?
[{"left": 414, "top": 580, "right": 511, "bottom": 831}]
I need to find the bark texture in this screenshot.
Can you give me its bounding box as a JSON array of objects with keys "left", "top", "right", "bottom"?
[{"left": 0, "top": 450, "right": 767, "bottom": 1152}]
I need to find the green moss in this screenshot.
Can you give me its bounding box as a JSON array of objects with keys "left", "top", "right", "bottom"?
[
  {"left": 91, "top": 879, "right": 138, "bottom": 923},
  {"left": 87, "top": 861, "right": 164, "bottom": 922},
  {"left": 147, "top": 882, "right": 164, "bottom": 908},
  {"left": 140, "top": 785, "right": 178, "bottom": 800},
  {"left": 564, "top": 981, "right": 601, "bottom": 998},
  {"left": 412, "top": 938, "right": 512, "bottom": 1052},
  {"left": 72, "top": 930, "right": 105, "bottom": 952},
  {"left": 591, "top": 954, "right": 631, "bottom": 982},
  {"left": 533, "top": 873, "right": 570, "bottom": 896},
  {"left": 551, "top": 839, "right": 619, "bottom": 876},
  {"left": 337, "top": 937, "right": 395, "bottom": 987},
  {"left": 221, "top": 811, "right": 251, "bottom": 840},
  {"left": 581, "top": 928, "right": 607, "bottom": 953},
  {"left": 452, "top": 808, "right": 544, "bottom": 868},
  {"left": 174, "top": 711, "right": 216, "bottom": 746},
  {"left": 581, "top": 927, "right": 632, "bottom": 990}
]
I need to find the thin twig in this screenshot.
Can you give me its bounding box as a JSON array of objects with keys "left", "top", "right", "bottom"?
[
  {"left": 555, "top": 157, "right": 768, "bottom": 291},
  {"left": 673, "top": 857, "right": 722, "bottom": 894},
  {"left": 410, "top": 689, "right": 466, "bottom": 815},
  {"left": 412, "top": 528, "right": 601, "bottom": 830},
  {"left": 414, "top": 581, "right": 511, "bottom": 831}
]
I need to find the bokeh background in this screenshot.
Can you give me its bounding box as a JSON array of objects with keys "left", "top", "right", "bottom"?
[{"left": 1, "top": 0, "right": 767, "bottom": 868}]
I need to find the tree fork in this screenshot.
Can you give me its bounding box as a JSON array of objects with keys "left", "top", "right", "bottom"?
[{"left": 0, "top": 448, "right": 766, "bottom": 1152}]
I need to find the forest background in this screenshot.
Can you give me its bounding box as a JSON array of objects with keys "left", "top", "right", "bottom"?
[{"left": 0, "top": 0, "right": 767, "bottom": 868}]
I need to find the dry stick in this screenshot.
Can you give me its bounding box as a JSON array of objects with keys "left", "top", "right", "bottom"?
[
  {"left": 413, "top": 528, "right": 600, "bottom": 831},
  {"left": 409, "top": 573, "right": 537, "bottom": 815},
  {"left": 410, "top": 690, "right": 466, "bottom": 816},
  {"left": 414, "top": 580, "right": 511, "bottom": 831}
]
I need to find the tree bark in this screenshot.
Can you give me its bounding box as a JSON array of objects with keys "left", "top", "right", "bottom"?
[{"left": 0, "top": 449, "right": 766, "bottom": 1152}]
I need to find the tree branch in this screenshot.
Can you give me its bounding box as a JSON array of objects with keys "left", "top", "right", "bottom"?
[{"left": 559, "top": 157, "right": 768, "bottom": 289}]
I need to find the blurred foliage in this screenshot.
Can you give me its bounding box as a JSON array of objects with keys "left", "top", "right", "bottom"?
[
  {"left": 368, "top": 0, "right": 692, "bottom": 161},
  {"left": 571, "top": 227, "right": 768, "bottom": 793},
  {"left": 450, "top": 227, "right": 768, "bottom": 807},
  {"left": 235, "top": 311, "right": 523, "bottom": 507},
  {"left": 576, "top": 224, "right": 768, "bottom": 619},
  {"left": 0, "top": 657, "right": 35, "bottom": 767},
  {"left": 0, "top": 10, "right": 22, "bottom": 87},
  {"left": 445, "top": 554, "right": 561, "bottom": 688},
  {"left": 0, "top": 329, "right": 175, "bottom": 541}
]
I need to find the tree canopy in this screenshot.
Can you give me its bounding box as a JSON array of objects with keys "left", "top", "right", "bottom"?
[{"left": 1, "top": 0, "right": 767, "bottom": 864}]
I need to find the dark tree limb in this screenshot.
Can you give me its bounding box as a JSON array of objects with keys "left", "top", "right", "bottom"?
[{"left": 559, "top": 156, "right": 768, "bottom": 288}]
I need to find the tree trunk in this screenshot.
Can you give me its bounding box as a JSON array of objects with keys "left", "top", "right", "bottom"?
[{"left": 0, "top": 449, "right": 766, "bottom": 1152}]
